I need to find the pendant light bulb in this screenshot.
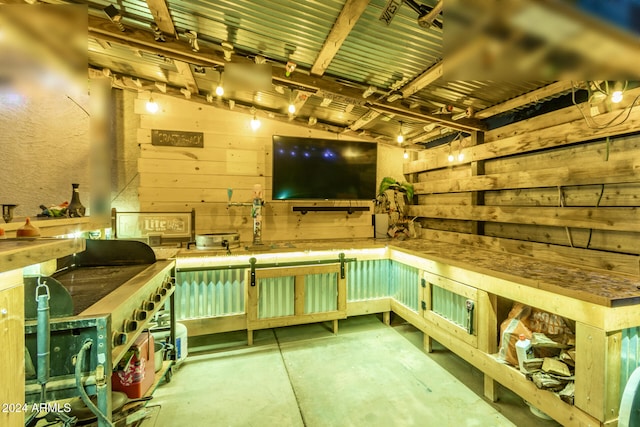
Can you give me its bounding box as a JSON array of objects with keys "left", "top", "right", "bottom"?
[
  {"left": 146, "top": 97, "right": 158, "bottom": 113},
  {"left": 251, "top": 115, "right": 261, "bottom": 131},
  {"left": 448, "top": 153, "right": 454, "bottom": 162},
  {"left": 457, "top": 152, "right": 464, "bottom": 162},
  {"left": 611, "top": 90, "right": 623, "bottom": 104},
  {"left": 397, "top": 120, "right": 404, "bottom": 144},
  {"left": 403, "top": 150, "right": 409, "bottom": 159},
  {"left": 215, "top": 85, "right": 224, "bottom": 97},
  {"left": 288, "top": 103, "right": 296, "bottom": 114}
]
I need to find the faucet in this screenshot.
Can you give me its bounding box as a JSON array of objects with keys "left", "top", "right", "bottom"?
[{"left": 227, "top": 185, "right": 265, "bottom": 246}]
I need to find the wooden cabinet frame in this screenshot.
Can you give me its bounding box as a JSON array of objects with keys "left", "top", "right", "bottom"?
[{"left": 246, "top": 264, "right": 347, "bottom": 345}]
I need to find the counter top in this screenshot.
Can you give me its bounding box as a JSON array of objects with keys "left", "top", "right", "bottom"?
[
  {"left": 0, "top": 238, "right": 85, "bottom": 273},
  {"left": 391, "top": 239, "right": 640, "bottom": 308},
  {"left": 169, "top": 237, "right": 640, "bottom": 308}
]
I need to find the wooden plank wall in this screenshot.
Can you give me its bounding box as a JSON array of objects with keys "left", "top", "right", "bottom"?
[
  {"left": 129, "top": 93, "right": 403, "bottom": 242},
  {"left": 405, "top": 99, "right": 640, "bottom": 276}
]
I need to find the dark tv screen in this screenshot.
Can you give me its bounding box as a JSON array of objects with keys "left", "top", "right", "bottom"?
[{"left": 272, "top": 136, "right": 378, "bottom": 200}]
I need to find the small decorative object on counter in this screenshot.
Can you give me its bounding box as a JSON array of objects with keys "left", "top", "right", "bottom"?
[
  {"left": 374, "top": 177, "right": 414, "bottom": 240},
  {"left": 38, "top": 201, "right": 69, "bottom": 217},
  {"left": 2, "top": 204, "right": 17, "bottom": 223},
  {"left": 0, "top": 227, "right": 5, "bottom": 239},
  {"left": 67, "top": 183, "right": 86, "bottom": 217},
  {"left": 16, "top": 217, "right": 41, "bottom": 238}
]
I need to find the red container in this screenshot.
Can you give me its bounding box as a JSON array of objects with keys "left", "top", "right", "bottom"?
[{"left": 112, "top": 332, "right": 155, "bottom": 398}]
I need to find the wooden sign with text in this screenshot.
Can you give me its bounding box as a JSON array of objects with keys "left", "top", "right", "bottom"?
[{"left": 151, "top": 129, "right": 204, "bottom": 148}]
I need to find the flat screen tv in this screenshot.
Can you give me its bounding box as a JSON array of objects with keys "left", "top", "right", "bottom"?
[{"left": 272, "top": 136, "right": 378, "bottom": 200}]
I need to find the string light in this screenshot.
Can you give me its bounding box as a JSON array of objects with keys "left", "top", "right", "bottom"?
[
  {"left": 215, "top": 72, "right": 224, "bottom": 96},
  {"left": 397, "top": 121, "right": 404, "bottom": 144},
  {"left": 403, "top": 150, "right": 409, "bottom": 159},
  {"left": 146, "top": 95, "right": 158, "bottom": 113},
  {"left": 250, "top": 107, "right": 261, "bottom": 131}
]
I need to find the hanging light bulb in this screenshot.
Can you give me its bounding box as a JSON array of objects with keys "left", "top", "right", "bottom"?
[
  {"left": 146, "top": 96, "right": 158, "bottom": 113},
  {"left": 403, "top": 150, "right": 409, "bottom": 159},
  {"left": 458, "top": 152, "right": 464, "bottom": 161},
  {"left": 397, "top": 121, "right": 404, "bottom": 144},
  {"left": 611, "top": 90, "right": 623, "bottom": 103},
  {"left": 288, "top": 103, "right": 296, "bottom": 114},
  {"left": 250, "top": 107, "right": 261, "bottom": 131},
  {"left": 611, "top": 81, "right": 626, "bottom": 104},
  {"left": 448, "top": 153, "right": 454, "bottom": 162},
  {"left": 251, "top": 116, "right": 261, "bottom": 130},
  {"left": 215, "top": 72, "right": 224, "bottom": 96}
]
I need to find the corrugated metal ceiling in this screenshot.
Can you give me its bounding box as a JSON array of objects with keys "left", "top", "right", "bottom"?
[{"left": 66, "top": 0, "right": 566, "bottom": 143}]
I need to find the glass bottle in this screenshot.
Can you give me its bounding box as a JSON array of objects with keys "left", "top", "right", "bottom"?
[{"left": 68, "top": 183, "right": 86, "bottom": 217}]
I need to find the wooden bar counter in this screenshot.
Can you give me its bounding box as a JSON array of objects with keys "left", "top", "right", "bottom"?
[{"left": 173, "top": 237, "right": 640, "bottom": 426}]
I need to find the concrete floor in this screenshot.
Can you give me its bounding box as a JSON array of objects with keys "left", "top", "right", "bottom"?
[{"left": 141, "top": 315, "right": 561, "bottom": 427}]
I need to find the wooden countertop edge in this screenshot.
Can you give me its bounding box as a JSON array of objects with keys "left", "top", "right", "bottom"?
[
  {"left": 0, "top": 238, "right": 86, "bottom": 273},
  {"left": 171, "top": 237, "right": 640, "bottom": 307}
]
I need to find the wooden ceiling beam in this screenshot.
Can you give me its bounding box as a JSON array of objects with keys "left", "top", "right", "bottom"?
[
  {"left": 475, "top": 81, "right": 577, "bottom": 119},
  {"left": 173, "top": 60, "right": 199, "bottom": 95},
  {"left": 310, "top": 0, "right": 370, "bottom": 76},
  {"left": 145, "top": 0, "right": 177, "bottom": 37},
  {"left": 371, "top": 102, "right": 487, "bottom": 132}
]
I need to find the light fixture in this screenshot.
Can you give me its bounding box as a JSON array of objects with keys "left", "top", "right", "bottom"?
[
  {"left": 611, "top": 81, "right": 627, "bottom": 104},
  {"left": 151, "top": 24, "right": 165, "bottom": 42},
  {"left": 146, "top": 95, "right": 158, "bottom": 113},
  {"left": 457, "top": 152, "right": 464, "bottom": 161},
  {"left": 215, "top": 72, "right": 224, "bottom": 96},
  {"left": 452, "top": 111, "right": 467, "bottom": 121},
  {"left": 103, "top": 5, "right": 125, "bottom": 32},
  {"left": 285, "top": 61, "right": 297, "bottom": 77},
  {"left": 221, "top": 41, "right": 234, "bottom": 61},
  {"left": 185, "top": 31, "right": 199, "bottom": 51},
  {"left": 308, "top": 116, "right": 318, "bottom": 126},
  {"left": 396, "top": 121, "right": 404, "bottom": 144},
  {"left": 288, "top": 88, "right": 296, "bottom": 114},
  {"left": 362, "top": 85, "right": 376, "bottom": 98},
  {"left": 250, "top": 107, "right": 261, "bottom": 131},
  {"left": 403, "top": 150, "right": 409, "bottom": 159},
  {"left": 387, "top": 92, "right": 402, "bottom": 102}
]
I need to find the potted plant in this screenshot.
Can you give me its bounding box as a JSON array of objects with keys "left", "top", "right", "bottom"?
[{"left": 374, "top": 177, "right": 414, "bottom": 239}]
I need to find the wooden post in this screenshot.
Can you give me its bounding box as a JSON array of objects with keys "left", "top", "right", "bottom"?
[
  {"left": 477, "top": 290, "right": 498, "bottom": 402},
  {"left": 575, "top": 322, "right": 622, "bottom": 423},
  {"left": 294, "top": 275, "right": 305, "bottom": 316},
  {"left": 470, "top": 131, "right": 485, "bottom": 236},
  {"left": 383, "top": 311, "right": 391, "bottom": 326},
  {"left": 333, "top": 319, "right": 339, "bottom": 334}
]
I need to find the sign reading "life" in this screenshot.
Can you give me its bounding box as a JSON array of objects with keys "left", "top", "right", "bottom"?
[{"left": 379, "top": 0, "right": 402, "bottom": 26}]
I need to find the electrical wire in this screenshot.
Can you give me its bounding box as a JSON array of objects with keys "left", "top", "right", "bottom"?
[
  {"left": 571, "top": 81, "right": 640, "bottom": 130},
  {"left": 75, "top": 340, "right": 114, "bottom": 427}
]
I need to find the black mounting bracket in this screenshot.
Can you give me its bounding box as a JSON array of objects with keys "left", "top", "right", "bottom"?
[{"left": 293, "top": 206, "right": 369, "bottom": 215}]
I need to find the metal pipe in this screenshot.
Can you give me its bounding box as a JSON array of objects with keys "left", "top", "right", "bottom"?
[{"left": 36, "top": 292, "right": 50, "bottom": 388}]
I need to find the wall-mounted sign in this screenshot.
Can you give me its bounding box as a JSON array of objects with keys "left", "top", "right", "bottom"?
[
  {"left": 115, "top": 212, "right": 192, "bottom": 239},
  {"left": 151, "top": 129, "right": 204, "bottom": 148},
  {"left": 379, "top": 0, "right": 402, "bottom": 26}
]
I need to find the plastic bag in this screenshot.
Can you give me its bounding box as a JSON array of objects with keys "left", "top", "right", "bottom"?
[{"left": 498, "top": 302, "right": 575, "bottom": 366}]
